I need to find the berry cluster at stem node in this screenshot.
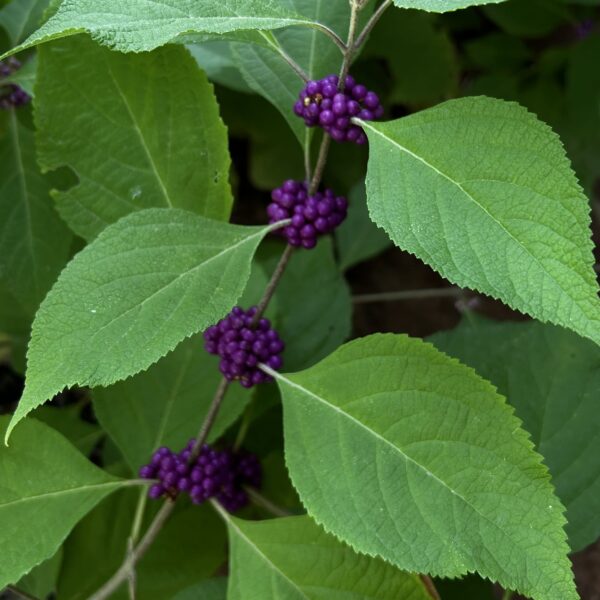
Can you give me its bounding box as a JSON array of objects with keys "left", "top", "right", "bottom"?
[
  {"left": 268, "top": 180, "right": 348, "bottom": 249},
  {"left": 139, "top": 441, "right": 261, "bottom": 512},
  {"left": 294, "top": 74, "right": 383, "bottom": 144},
  {"left": 0, "top": 58, "right": 31, "bottom": 110},
  {"left": 204, "top": 306, "right": 284, "bottom": 387}
]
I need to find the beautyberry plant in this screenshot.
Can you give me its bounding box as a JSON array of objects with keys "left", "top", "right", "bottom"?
[{"left": 0, "top": 1, "right": 599, "bottom": 599}]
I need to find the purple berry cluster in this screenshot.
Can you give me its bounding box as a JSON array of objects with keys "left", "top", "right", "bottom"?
[
  {"left": 294, "top": 74, "right": 383, "bottom": 144},
  {"left": 140, "top": 441, "right": 262, "bottom": 512},
  {"left": 0, "top": 58, "right": 31, "bottom": 110},
  {"left": 268, "top": 180, "right": 348, "bottom": 249},
  {"left": 204, "top": 307, "right": 284, "bottom": 388}
]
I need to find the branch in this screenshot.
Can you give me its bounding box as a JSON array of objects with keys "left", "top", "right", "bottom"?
[
  {"left": 87, "top": 500, "right": 175, "bottom": 600},
  {"left": 420, "top": 575, "right": 441, "bottom": 600},
  {"left": 190, "top": 377, "right": 230, "bottom": 460},
  {"left": 313, "top": 23, "right": 347, "bottom": 54},
  {"left": 253, "top": 243, "right": 295, "bottom": 322},
  {"left": 353, "top": 287, "right": 465, "bottom": 304},
  {"left": 339, "top": 1, "right": 361, "bottom": 84},
  {"left": 308, "top": 134, "right": 331, "bottom": 195},
  {"left": 259, "top": 32, "right": 309, "bottom": 82},
  {"left": 354, "top": 0, "right": 393, "bottom": 50}
]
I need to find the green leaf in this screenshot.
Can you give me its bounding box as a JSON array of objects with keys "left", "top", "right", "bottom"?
[
  {"left": 336, "top": 182, "right": 391, "bottom": 270},
  {"left": 230, "top": 41, "right": 306, "bottom": 146},
  {"left": 32, "top": 405, "right": 102, "bottom": 456},
  {"left": 263, "top": 237, "right": 352, "bottom": 370},
  {"left": 0, "top": 0, "right": 51, "bottom": 45},
  {"left": 272, "top": 334, "right": 577, "bottom": 600},
  {"left": 0, "top": 416, "right": 126, "bottom": 589},
  {"left": 0, "top": 281, "right": 30, "bottom": 372},
  {"left": 223, "top": 512, "right": 432, "bottom": 599},
  {"left": 35, "top": 36, "right": 232, "bottom": 240},
  {"left": 1, "top": 0, "right": 330, "bottom": 58},
  {"left": 431, "top": 315, "right": 600, "bottom": 552},
  {"left": 93, "top": 335, "right": 251, "bottom": 472},
  {"left": 171, "top": 578, "right": 227, "bottom": 600},
  {"left": 7, "top": 208, "right": 279, "bottom": 441},
  {"left": 189, "top": 41, "right": 253, "bottom": 94},
  {"left": 391, "top": 0, "right": 508, "bottom": 11},
  {"left": 0, "top": 108, "right": 72, "bottom": 315},
  {"left": 57, "top": 488, "right": 226, "bottom": 599},
  {"left": 362, "top": 96, "right": 600, "bottom": 347}
]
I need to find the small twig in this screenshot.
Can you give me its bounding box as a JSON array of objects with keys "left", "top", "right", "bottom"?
[
  {"left": 126, "top": 538, "right": 136, "bottom": 600},
  {"left": 190, "top": 377, "right": 230, "bottom": 460},
  {"left": 264, "top": 36, "right": 309, "bottom": 82},
  {"left": 501, "top": 591, "right": 514, "bottom": 600},
  {"left": 245, "top": 486, "right": 293, "bottom": 517},
  {"left": 353, "top": 287, "right": 464, "bottom": 304},
  {"left": 339, "top": 1, "right": 360, "bottom": 84},
  {"left": 87, "top": 500, "right": 175, "bottom": 600},
  {"left": 304, "top": 129, "right": 312, "bottom": 182},
  {"left": 313, "top": 23, "right": 347, "bottom": 54},
  {"left": 253, "top": 244, "right": 295, "bottom": 322},
  {"left": 354, "top": 0, "right": 393, "bottom": 50},
  {"left": 129, "top": 489, "right": 148, "bottom": 544},
  {"left": 420, "top": 575, "right": 441, "bottom": 600},
  {"left": 277, "top": 47, "right": 309, "bottom": 82},
  {"left": 309, "top": 135, "right": 331, "bottom": 195}
]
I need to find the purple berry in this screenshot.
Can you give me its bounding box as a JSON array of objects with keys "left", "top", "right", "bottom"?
[
  {"left": 0, "top": 59, "right": 31, "bottom": 110},
  {"left": 139, "top": 441, "right": 263, "bottom": 513},
  {"left": 267, "top": 180, "right": 348, "bottom": 249},
  {"left": 293, "top": 74, "right": 383, "bottom": 144},
  {"left": 203, "top": 307, "right": 284, "bottom": 387}
]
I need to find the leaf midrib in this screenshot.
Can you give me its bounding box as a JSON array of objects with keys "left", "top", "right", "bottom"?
[
  {"left": 103, "top": 53, "right": 172, "bottom": 208},
  {"left": 227, "top": 518, "right": 310, "bottom": 600},
  {"left": 8, "top": 111, "right": 40, "bottom": 305},
  {"left": 84, "top": 225, "right": 271, "bottom": 344},
  {"left": 0, "top": 480, "right": 120, "bottom": 511}
]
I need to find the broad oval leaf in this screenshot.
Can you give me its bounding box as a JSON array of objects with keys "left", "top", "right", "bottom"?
[
  {"left": 36, "top": 36, "right": 233, "bottom": 240},
  {"left": 272, "top": 334, "right": 577, "bottom": 600},
  {"left": 431, "top": 316, "right": 600, "bottom": 552},
  {"left": 7, "top": 208, "right": 280, "bottom": 441},
  {"left": 1, "top": 0, "right": 328, "bottom": 58},
  {"left": 362, "top": 96, "right": 600, "bottom": 347},
  {"left": 0, "top": 416, "right": 126, "bottom": 589},
  {"left": 222, "top": 512, "right": 432, "bottom": 600},
  {"left": 392, "top": 0, "right": 507, "bottom": 11}
]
